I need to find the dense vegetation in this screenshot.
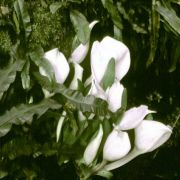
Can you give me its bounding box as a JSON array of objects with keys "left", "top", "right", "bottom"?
[{"left": 0, "top": 0, "right": 180, "bottom": 179}]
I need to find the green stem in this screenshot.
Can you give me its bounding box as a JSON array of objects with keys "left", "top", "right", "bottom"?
[
  {"left": 92, "top": 160, "right": 107, "bottom": 173},
  {"left": 104, "top": 148, "right": 140, "bottom": 171}
]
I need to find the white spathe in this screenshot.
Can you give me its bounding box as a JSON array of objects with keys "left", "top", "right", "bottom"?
[
  {"left": 135, "top": 120, "right": 172, "bottom": 153},
  {"left": 89, "top": 80, "right": 124, "bottom": 112},
  {"left": 118, "top": 105, "right": 155, "bottom": 130},
  {"left": 103, "top": 128, "right": 131, "bottom": 161},
  {"left": 83, "top": 124, "right": 103, "bottom": 165},
  {"left": 107, "top": 81, "right": 124, "bottom": 112},
  {"left": 90, "top": 36, "right": 130, "bottom": 112},
  {"left": 91, "top": 36, "right": 130, "bottom": 84},
  {"left": 41, "top": 48, "right": 70, "bottom": 84},
  {"left": 70, "top": 20, "right": 98, "bottom": 64},
  {"left": 104, "top": 120, "right": 172, "bottom": 171}
]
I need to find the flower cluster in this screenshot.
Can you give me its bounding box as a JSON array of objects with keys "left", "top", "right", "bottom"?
[{"left": 39, "top": 20, "right": 172, "bottom": 176}]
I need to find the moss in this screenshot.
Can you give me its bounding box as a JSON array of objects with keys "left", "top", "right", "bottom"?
[
  {"left": 0, "top": 30, "right": 12, "bottom": 53},
  {"left": 29, "top": 3, "right": 73, "bottom": 56}
]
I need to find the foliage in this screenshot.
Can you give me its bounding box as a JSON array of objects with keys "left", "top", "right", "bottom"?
[{"left": 0, "top": 0, "right": 179, "bottom": 179}]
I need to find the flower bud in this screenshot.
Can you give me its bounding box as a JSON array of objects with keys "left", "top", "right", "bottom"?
[
  {"left": 118, "top": 105, "right": 155, "bottom": 130},
  {"left": 135, "top": 120, "right": 172, "bottom": 153},
  {"left": 70, "top": 20, "right": 98, "bottom": 64},
  {"left": 83, "top": 124, "right": 103, "bottom": 165},
  {"left": 103, "top": 129, "right": 131, "bottom": 161},
  {"left": 107, "top": 81, "right": 124, "bottom": 112}
]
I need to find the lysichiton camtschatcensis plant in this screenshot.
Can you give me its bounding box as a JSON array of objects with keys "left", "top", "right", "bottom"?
[{"left": 37, "top": 32, "right": 172, "bottom": 179}]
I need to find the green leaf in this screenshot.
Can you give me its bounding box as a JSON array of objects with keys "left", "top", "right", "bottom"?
[
  {"left": 101, "top": 0, "right": 123, "bottom": 30},
  {"left": 29, "top": 46, "right": 55, "bottom": 83},
  {"left": 21, "top": 59, "right": 30, "bottom": 90},
  {"left": 0, "top": 123, "right": 12, "bottom": 138},
  {"left": 156, "top": 1, "right": 180, "bottom": 37},
  {"left": 146, "top": 113, "right": 154, "bottom": 120},
  {"left": 96, "top": 170, "right": 113, "bottom": 179},
  {"left": 12, "top": 11, "right": 20, "bottom": 34},
  {"left": 0, "top": 99, "right": 61, "bottom": 137},
  {"left": 169, "top": 41, "right": 180, "bottom": 72},
  {"left": 101, "top": 58, "right": 115, "bottom": 90},
  {"left": 78, "top": 119, "right": 100, "bottom": 147},
  {"left": 49, "top": 2, "right": 63, "bottom": 14},
  {"left": 34, "top": 72, "right": 107, "bottom": 114},
  {"left": 70, "top": 10, "right": 90, "bottom": 44},
  {"left": 0, "top": 171, "right": 8, "bottom": 179},
  {"left": 121, "top": 88, "right": 127, "bottom": 109},
  {"left": 14, "top": 0, "right": 31, "bottom": 38},
  {"left": 114, "top": 25, "right": 122, "bottom": 41},
  {"left": 55, "top": 85, "right": 106, "bottom": 114},
  {"left": 0, "top": 61, "right": 18, "bottom": 100},
  {"left": 147, "top": 0, "right": 160, "bottom": 66}
]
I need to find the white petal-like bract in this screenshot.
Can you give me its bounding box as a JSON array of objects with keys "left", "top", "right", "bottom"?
[
  {"left": 91, "top": 36, "right": 130, "bottom": 84},
  {"left": 103, "top": 129, "right": 131, "bottom": 161},
  {"left": 44, "top": 48, "right": 69, "bottom": 84},
  {"left": 107, "top": 81, "right": 124, "bottom": 112},
  {"left": 118, "top": 105, "right": 155, "bottom": 130},
  {"left": 83, "top": 124, "right": 103, "bottom": 165},
  {"left": 70, "top": 20, "right": 98, "bottom": 64},
  {"left": 135, "top": 120, "right": 172, "bottom": 153}
]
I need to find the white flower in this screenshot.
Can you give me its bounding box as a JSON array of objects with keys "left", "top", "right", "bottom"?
[
  {"left": 69, "top": 20, "right": 98, "bottom": 64},
  {"left": 83, "top": 124, "right": 103, "bottom": 165},
  {"left": 103, "top": 128, "right": 131, "bottom": 161},
  {"left": 91, "top": 36, "right": 130, "bottom": 84},
  {"left": 89, "top": 36, "right": 130, "bottom": 112},
  {"left": 135, "top": 120, "right": 172, "bottom": 153},
  {"left": 104, "top": 120, "right": 172, "bottom": 171},
  {"left": 40, "top": 48, "right": 70, "bottom": 84},
  {"left": 118, "top": 105, "right": 155, "bottom": 130}
]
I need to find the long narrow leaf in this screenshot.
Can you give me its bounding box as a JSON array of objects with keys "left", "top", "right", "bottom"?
[
  {"left": 0, "top": 99, "right": 61, "bottom": 137},
  {"left": 34, "top": 73, "right": 107, "bottom": 114},
  {"left": 156, "top": 1, "right": 180, "bottom": 36},
  {"left": 0, "top": 61, "right": 18, "bottom": 100},
  {"left": 146, "top": 0, "right": 160, "bottom": 66},
  {"left": 14, "top": 0, "right": 31, "bottom": 38}
]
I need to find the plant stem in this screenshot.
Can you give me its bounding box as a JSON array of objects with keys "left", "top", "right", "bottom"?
[{"left": 103, "top": 148, "right": 140, "bottom": 171}]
